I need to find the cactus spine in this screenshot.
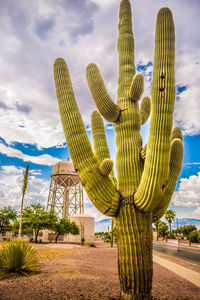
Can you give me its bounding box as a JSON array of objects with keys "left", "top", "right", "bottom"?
[{"left": 53, "top": 0, "right": 183, "bottom": 298}]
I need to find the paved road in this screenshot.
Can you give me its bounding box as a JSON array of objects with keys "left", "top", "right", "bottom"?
[{"left": 153, "top": 240, "right": 200, "bottom": 265}]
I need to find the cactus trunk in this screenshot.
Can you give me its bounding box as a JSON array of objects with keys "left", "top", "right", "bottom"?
[{"left": 117, "top": 207, "right": 152, "bottom": 299}]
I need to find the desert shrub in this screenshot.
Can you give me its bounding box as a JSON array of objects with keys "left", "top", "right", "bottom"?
[
  {"left": 88, "top": 243, "right": 96, "bottom": 247},
  {"left": 0, "top": 241, "right": 39, "bottom": 279},
  {"left": 81, "top": 237, "right": 85, "bottom": 246},
  {"left": 105, "top": 237, "right": 111, "bottom": 243}
]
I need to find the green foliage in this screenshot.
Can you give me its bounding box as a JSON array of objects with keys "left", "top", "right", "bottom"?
[
  {"left": 167, "top": 232, "right": 176, "bottom": 239},
  {"left": 12, "top": 220, "right": 33, "bottom": 235},
  {"left": 188, "top": 230, "right": 200, "bottom": 243},
  {"left": 105, "top": 237, "right": 111, "bottom": 243},
  {"left": 0, "top": 241, "right": 39, "bottom": 279},
  {"left": 52, "top": 218, "right": 79, "bottom": 243},
  {"left": 165, "top": 209, "right": 176, "bottom": 232},
  {"left": 179, "top": 225, "right": 197, "bottom": 239},
  {"left": 95, "top": 231, "right": 109, "bottom": 236},
  {"left": 0, "top": 207, "right": 17, "bottom": 233},
  {"left": 22, "top": 204, "right": 57, "bottom": 242},
  {"left": 158, "top": 221, "right": 169, "bottom": 239}
]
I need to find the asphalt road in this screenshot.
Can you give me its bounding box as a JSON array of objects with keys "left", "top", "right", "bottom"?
[{"left": 153, "top": 240, "right": 200, "bottom": 265}]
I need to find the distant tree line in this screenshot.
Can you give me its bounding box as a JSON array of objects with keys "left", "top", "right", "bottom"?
[{"left": 153, "top": 209, "right": 200, "bottom": 243}]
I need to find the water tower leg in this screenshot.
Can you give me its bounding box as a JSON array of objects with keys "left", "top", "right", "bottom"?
[{"left": 63, "top": 188, "right": 69, "bottom": 218}]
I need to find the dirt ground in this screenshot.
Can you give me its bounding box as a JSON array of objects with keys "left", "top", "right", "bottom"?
[{"left": 0, "top": 242, "right": 199, "bottom": 300}]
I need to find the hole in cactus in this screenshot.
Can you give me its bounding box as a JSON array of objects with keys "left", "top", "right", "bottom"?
[
  {"left": 159, "top": 87, "right": 165, "bottom": 92},
  {"left": 161, "top": 183, "right": 166, "bottom": 190},
  {"left": 161, "top": 180, "right": 169, "bottom": 191},
  {"left": 160, "top": 73, "right": 166, "bottom": 80}
]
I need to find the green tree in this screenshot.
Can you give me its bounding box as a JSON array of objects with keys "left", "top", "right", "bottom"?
[
  {"left": 53, "top": 218, "right": 79, "bottom": 243},
  {"left": 12, "top": 220, "right": 33, "bottom": 235},
  {"left": 154, "top": 218, "right": 160, "bottom": 241},
  {"left": 53, "top": 0, "right": 183, "bottom": 298},
  {"left": 158, "top": 221, "right": 169, "bottom": 240},
  {"left": 22, "top": 204, "right": 57, "bottom": 243},
  {"left": 165, "top": 209, "right": 176, "bottom": 233},
  {"left": 188, "top": 230, "right": 200, "bottom": 243},
  {"left": 179, "top": 225, "right": 197, "bottom": 239},
  {"left": 19, "top": 164, "right": 29, "bottom": 238},
  {"left": 0, "top": 207, "right": 17, "bottom": 233}
]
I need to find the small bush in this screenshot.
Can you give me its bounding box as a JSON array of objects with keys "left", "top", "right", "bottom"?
[
  {"left": 105, "top": 238, "right": 111, "bottom": 243},
  {"left": 0, "top": 241, "right": 40, "bottom": 279},
  {"left": 88, "top": 243, "right": 96, "bottom": 248}
]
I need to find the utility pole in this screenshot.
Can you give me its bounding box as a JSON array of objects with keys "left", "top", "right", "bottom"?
[
  {"left": 111, "top": 218, "right": 114, "bottom": 247},
  {"left": 177, "top": 218, "right": 180, "bottom": 251}
]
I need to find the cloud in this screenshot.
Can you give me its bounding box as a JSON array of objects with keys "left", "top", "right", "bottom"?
[
  {"left": 33, "top": 16, "right": 55, "bottom": 41},
  {"left": 15, "top": 102, "right": 32, "bottom": 114},
  {"left": 0, "top": 100, "right": 9, "bottom": 110},
  {"left": 172, "top": 172, "right": 200, "bottom": 208},
  {"left": 0, "top": 143, "right": 60, "bottom": 166},
  {"left": 174, "top": 52, "right": 200, "bottom": 135},
  {"left": 0, "top": 0, "right": 199, "bottom": 152},
  {"left": 0, "top": 165, "right": 50, "bottom": 210}
]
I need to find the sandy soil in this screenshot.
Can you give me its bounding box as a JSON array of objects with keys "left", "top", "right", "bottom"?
[{"left": 0, "top": 242, "right": 199, "bottom": 300}]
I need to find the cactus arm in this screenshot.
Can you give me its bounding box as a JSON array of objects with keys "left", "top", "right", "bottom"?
[
  {"left": 117, "top": 0, "right": 135, "bottom": 108},
  {"left": 129, "top": 74, "right": 144, "bottom": 102},
  {"left": 140, "top": 97, "right": 151, "bottom": 125},
  {"left": 87, "top": 64, "right": 120, "bottom": 122},
  {"left": 134, "top": 8, "right": 175, "bottom": 212},
  {"left": 91, "top": 110, "right": 111, "bottom": 161},
  {"left": 171, "top": 126, "right": 182, "bottom": 141},
  {"left": 141, "top": 144, "right": 147, "bottom": 160},
  {"left": 100, "top": 158, "right": 114, "bottom": 176},
  {"left": 91, "top": 110, "right": 116, "bottom": 183},
  {"left": 153, "top": 136, "right": 183, "bottom": 220},
  {"left": 54, "top": 58, "right": 120, "bottom": 216}
]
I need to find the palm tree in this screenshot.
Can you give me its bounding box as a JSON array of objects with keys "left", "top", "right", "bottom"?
[{"left": 165, "top": 209, "right": 176, "bottom": 233}]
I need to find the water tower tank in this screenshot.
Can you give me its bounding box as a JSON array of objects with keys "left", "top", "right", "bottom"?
[
  {"left": 46, "top": 160, "right": 84, "bottom": 218},
  {"left": 52, "top": 160, "right": 79, "bottom": 187}
]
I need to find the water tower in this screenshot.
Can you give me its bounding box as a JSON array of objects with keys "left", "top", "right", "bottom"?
[{"left": 46, "top": 159, "right": 84, "bottom": 218}]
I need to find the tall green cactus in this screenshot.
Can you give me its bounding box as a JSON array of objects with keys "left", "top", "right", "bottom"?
[{"left": 53, "top": 0, "right": 183, "bottom": 298}]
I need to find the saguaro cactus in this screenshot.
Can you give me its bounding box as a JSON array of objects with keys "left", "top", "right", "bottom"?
[{"left": 53, "top": 0, "right": 183, "bottom": 298}]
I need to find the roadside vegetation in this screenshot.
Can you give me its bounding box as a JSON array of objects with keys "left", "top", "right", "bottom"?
[{"left": 152, "top": 209, "right": 200, "bottom": 243}]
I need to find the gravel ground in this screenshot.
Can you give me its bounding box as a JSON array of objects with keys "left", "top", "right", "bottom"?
[{"left": 0, "top": 243, "right": 199, "bottom": 300}]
